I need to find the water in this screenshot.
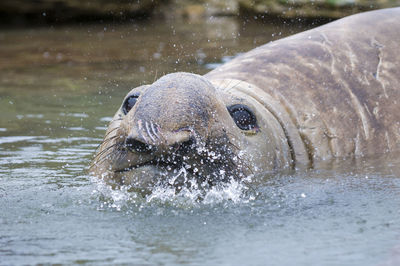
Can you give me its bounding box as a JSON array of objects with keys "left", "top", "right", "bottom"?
[{"left": 1, "top": 17, "right": 400, "bottom": 265}]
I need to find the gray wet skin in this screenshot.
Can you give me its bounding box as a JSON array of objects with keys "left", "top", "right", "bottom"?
[
  {"left": 90, "top": 73, "right": 277, "bottom": 188},
  {"left": 91, "top": 8, "right": 400, "bottom": 188}
]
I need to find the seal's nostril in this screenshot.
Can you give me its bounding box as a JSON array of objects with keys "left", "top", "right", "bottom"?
[
  {"left": 178, "top": 137, "right": 196, "bottom": 155},
  {"left": 125, "top": 137, "right": 152, "bottom": 153}
]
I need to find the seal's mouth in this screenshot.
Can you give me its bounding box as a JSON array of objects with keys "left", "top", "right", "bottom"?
[{"left": 113, "top": 148, "right": 243, "bottom": 188}]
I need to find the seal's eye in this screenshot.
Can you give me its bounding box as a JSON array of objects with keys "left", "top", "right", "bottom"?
[
  {"left": 227, "top": 104, "right": 257, "bottom": 131},
  {"left": 122, "top": 95, "right": 139, "bottom": 115}
]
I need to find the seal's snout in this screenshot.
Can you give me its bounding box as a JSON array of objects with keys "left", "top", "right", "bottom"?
[{"left": 124, "top": 72, "right": 219, "bottom": 151}]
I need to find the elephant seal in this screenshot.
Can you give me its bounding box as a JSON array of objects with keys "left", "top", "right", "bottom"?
[{"left": 90, "top": 8, "right": 400, "bottom": 188}]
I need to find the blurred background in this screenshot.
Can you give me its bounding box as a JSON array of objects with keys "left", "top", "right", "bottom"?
[{"left": 1, "top": 0, "right": 400, "bottom": 25}]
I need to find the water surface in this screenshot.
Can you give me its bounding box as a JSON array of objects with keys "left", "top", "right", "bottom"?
[{"left": 1, "top": 17, "right": 400, "bottom": 265}]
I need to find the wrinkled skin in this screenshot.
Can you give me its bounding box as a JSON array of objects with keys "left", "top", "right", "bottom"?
[{"left": 90, "top": 8, "right": 400, "bottom": 188}]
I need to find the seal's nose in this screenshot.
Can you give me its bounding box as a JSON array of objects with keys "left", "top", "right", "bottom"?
[
  {"left": 125, "top": 133, "right": 196, "bottom": 155},
  {"left": 175, "top": 137, "right": 196, "bottom": 155},
  {"left": 125, "top": 136, "right": 152, "bottom": 153}
]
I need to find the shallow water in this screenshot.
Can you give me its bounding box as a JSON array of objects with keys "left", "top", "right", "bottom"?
[{"left": 1, "top": 17, "right": 400, "bottom": 265}]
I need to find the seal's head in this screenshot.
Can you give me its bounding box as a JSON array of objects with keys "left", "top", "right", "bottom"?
[{"left": 90, "top": 72, "right": 291, "bottom": 189}]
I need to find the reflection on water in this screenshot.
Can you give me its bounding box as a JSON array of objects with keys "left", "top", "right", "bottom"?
[{"left": 0, "top": 17, "right": 399, "bottom": 265}]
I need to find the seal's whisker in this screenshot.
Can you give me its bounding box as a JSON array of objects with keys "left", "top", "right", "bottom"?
[
  {"left": 226, "top": 154, "right": 254, "bottom": 179},
  {"left": 239, "top": 158, "right": 254, "bottom": 176},
  {"left": 94, "top": 141, "right": 120, "bottom": 162},
  {"left": 95, "top": 134, "right": 122, "bottom": 151},
  {"left": 93, "top": 151, "right": 116, "bottom": 168},
  {"left": 221, "top": 79, "right": 234, "bottom": 93},
  {"left": 241, "top": 160, "right": 254, "bottom": 175},
  {"left": 224, "top": 132, "right": 241, "bottom": 151},
  {"left": 229, "top": 145, "right": 254, "bottom": 175},
  {"left": 102, "top": 133, "right": 122, "bottom": 145},
  {"left": 222, "top": 138, "right": 254, "bottom": 177},
  {"left": 231, "top": 80, "right": 243, "bottom": 90},
  {"left": 227, "top": 140, "right": 240, "bottom": 151},
  {"left": 93, "top": 147, "right": 123, "bottom": 168},
  {"left": 104, "top": 133, "right": 122, "bottom": 142},
  {"left": 102, "top": 127, "right": 120, "bottom": 140},
  {"left": 93, "top": 142, "right": 121, "bottom": 164},
  {"left": 137, "top": 119, "right": 143, "bottom": 131},
  {"left": 139, "top": 129, "right": 149, "bottom": 144},
  {"left": 224, "top": 79, "right": 243, "bottom": 92},
  {"left": 150, "top": 122, "right": 160, "bottom": 140},
  {"left": 156, "top": 124, "right": 166, "bottom": 142},
  {"left": 92, "top": 155, "right": 112, "bottom": 169},
  {"left": 106, "top": 118, "right": 123, "bottom": 128},
  {"left": 137, "top": 119, "right": 149, "bottom": 143},
  {"left": 145, "top": 121, "right": 156, "bottom": 143}
]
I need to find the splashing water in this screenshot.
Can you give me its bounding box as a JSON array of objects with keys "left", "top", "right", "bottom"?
[{"left": 91, "top": 168, "right": 256, "bottom": 211}]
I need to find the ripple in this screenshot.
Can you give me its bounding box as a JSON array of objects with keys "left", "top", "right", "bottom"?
[
  {"left": 59, "top": 112, "right": 89, "bottom": 118},
  {"left": 67, "top": 127, "right": 88, "bottom": 131},
  {"left": 0, "top": 136, "right": 45, "bottom": 144},
  {"left": 100, "top": 117, "right": 113, "bottom": 122}
]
